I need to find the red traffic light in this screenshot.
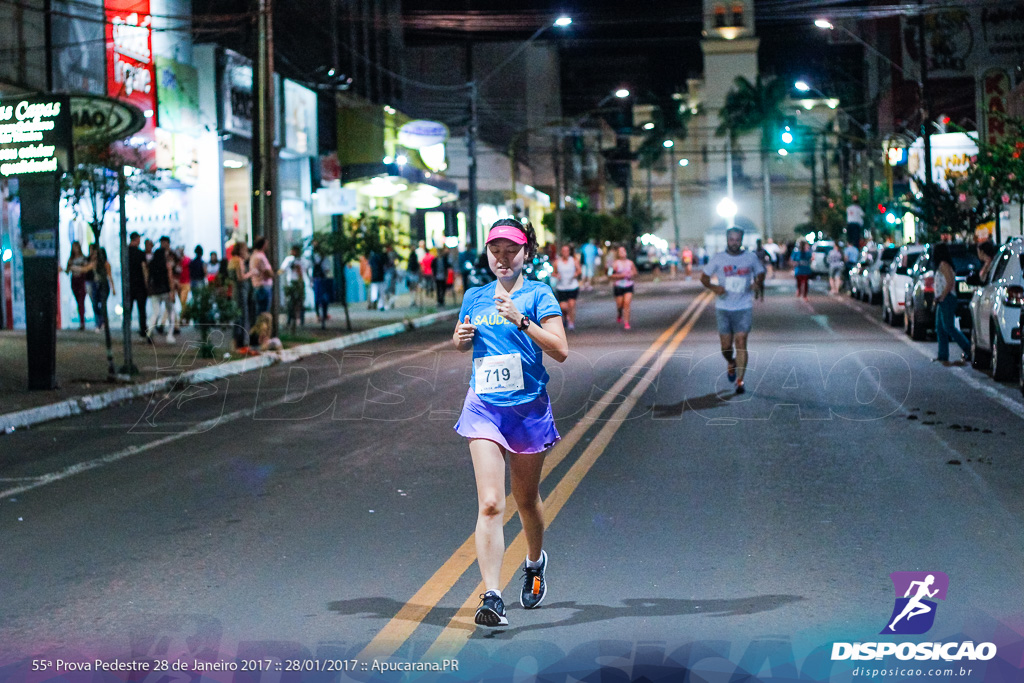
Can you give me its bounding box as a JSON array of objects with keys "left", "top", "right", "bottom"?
[{"left": 878, "top": 204, "right": 886, "bottom": 213}]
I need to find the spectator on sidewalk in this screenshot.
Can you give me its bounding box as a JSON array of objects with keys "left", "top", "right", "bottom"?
[
  {"left": 144, "top": 238, "right": 154, "bottom": 264},
  {"left": 148, "top": 236, "right": 177, "bottom": 342},
  {"left": 433, "top": 247, "right": 452, "bottom": 307},
  {"left": 89, "top": 247, "right": 116, "bottom": 330},
  {"left": 189, "top": 245, "right": 207, "bottom": 293},
  {"left": 173, "top": 247, "right": 191, "bottom": 327},
  {"left": 420, "top": 248, "right": 435, "bottom": 298},
  {"left": 368, "top": 248, "right": 386, "bottom": 310},
  {"left": 279, "top": 243, "right": 310, "bottom": 328},
  {"left": 127, "top": 232, "right": 149, "bottom": 341},
  {"left": 65, "top": 241, "right": 90, "bottom": 330},
  {"left": 406, "top": 247, "right": 422, "bottom": 308},
  {"left": 359, "top": 254, "right": 373, "bottom": 309},
  {"left": 228, "top": 242, "right": 254, "bottom": 349},
  {"left": 249, "top": 237, "right": 274, "bottom": 316},
  {"left": 207, "top": 251, "right": 220, "bottom": 285},
  {"left": 311, "top": 238, "right": 331, "bottom": 329}
]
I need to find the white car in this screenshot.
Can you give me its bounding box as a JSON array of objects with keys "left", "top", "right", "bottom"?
[
  {"left": 810, "top": 240, "right": 835, "bottom": 277},
  {"left": 881, "top": 243, "right": 926, "bottom": 326},
  {"left": 969, "top": 237, "right": 1024, "bottom": 381},
  {"left": 850, "top": 244, "right": 898, "bottom": 304}
]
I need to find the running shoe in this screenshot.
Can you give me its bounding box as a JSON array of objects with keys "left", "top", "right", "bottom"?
[
  {"left": 735, "top": 380, "right": 746, "bottom": 395},
  {"left": 623, "top": 323, "right": 631, "bottom": 330},
  {"left": 727, "top": 365, "right": 737, "bottom": 383},
  {"left": 520, "top": 550, "right": 548, "bottom": 609},
  {"left": 475, "top": 591, "right": 508, "bottom": 627}
]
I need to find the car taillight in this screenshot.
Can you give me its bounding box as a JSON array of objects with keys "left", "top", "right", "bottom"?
[
  {"left": 1005, "top": 285, "right": 1024, "bottom": 307},
  {"left": 923, "top": 276, "right": 934, "bottom": 293}
]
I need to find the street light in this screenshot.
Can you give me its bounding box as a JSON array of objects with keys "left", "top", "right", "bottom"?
[
  {"left": 717, "top": 197, "right": 738, "bottom": 222},
  {"left": 614, "top": 88, "right": 630, "bottom": 99},
  {"left": 794, "top": 80, "right": 811, "bottom": 92},
  {"left": 663, "top": 139, "right": 674, "bottom": 148},
  {"left": 554, "top": 16, "right": 572, "bottom": 27}
]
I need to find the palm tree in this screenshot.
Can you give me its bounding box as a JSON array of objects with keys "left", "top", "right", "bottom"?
[
  {"left": 636, "top": 100, "right": 693, "bottom": 246},
  {"left": 716, "top": 75, "right": 789, "bottom": 237}
]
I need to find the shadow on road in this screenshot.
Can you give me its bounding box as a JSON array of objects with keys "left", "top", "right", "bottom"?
[
  {"left": 327, "top": 597, "right": 460, "bottom": 629},
  {"left": 649, "top": 391, "right": 733, "bottom": 418},
  {"left": 327, "top": 593, "right": 805, "bottom": 639},
  {"left": 469, "top": 594, "right": 806, "bottom": 639}
]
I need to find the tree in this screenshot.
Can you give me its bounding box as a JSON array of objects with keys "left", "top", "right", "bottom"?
[
  {"left": 313, "top": 218, "right": 363, "bottom": 332},
  {"left": 717, "top": 75, "right": 789, "bottom": 237},
  {"left": 60, "top": 144, "right": 158, "bottom": 378}
]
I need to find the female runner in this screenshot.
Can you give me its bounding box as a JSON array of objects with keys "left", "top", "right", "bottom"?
[{"left": 453, "top": 218, "right": 568, "bottom": 627}]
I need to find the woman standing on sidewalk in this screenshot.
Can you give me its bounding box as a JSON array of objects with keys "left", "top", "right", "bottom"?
[
  {"left": 65, "top": 241, "right": 90, "bottom": 330},
  {"left": 452, "top": 217, "right": 568, "bottom": 628},
  {"left": 610, "top": 245, "right": 637, "bottom": 330},
  {"left": 932, "top": 243, "right": 970, "bottom": 366},
  {"left": 228, "top": 242, "right": 254, "bottom": 349}
]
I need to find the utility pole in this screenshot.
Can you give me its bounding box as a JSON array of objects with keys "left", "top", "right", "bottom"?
[
  {"left": 468, "top": 79, "right": 479, "bottom": 247},
  {"left": 916, "top": 5, "right": 932, "bottom": 192},
  {"left": 553, "top": 133, "right": 563, "bottom": 245},
  {"left": 117, "top": 166, "right": 136, "bottom": 376},
  {"left": 670, "top": 146, "right": 680, "bottom": 249},
  {"left": 253, "top": 0, "right": 278, "bottom": 334}
]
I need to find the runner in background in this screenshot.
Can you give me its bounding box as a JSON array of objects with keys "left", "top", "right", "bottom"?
[{"left": 700, "top": 226, "right": 765, "bottom": 395}]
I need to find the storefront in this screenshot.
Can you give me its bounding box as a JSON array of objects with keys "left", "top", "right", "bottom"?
[{"left": 329, "top": 99, "right": 459, "bottom": 302}]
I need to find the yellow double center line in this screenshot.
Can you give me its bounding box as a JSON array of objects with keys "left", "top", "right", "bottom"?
[{"left": 359, "top": 290, "right": 713, "bottom": 660}]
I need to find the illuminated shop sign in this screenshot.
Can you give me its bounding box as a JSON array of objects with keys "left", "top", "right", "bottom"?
[
  {"left": 105, "top": 0, "right": 157, "bottom": 157},
  {"left": 0, "top": 96, "right": 71, "bottom": 178}
]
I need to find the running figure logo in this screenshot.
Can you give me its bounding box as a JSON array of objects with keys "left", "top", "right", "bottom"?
[{"left": 881, "top": 571, "right": 949, "bottom": 635}]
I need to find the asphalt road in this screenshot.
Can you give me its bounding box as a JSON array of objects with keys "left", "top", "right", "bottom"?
[{"left": 2, "top": 276, "right": 1023, "bottom": 683}]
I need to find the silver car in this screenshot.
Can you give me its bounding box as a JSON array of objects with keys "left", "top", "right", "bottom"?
[
  {"left": 850, "top": 244, "right": 898, "bottom": 304},
  {"left": 969, "top": 237, "right": 1024, "bottom": 381},
  {"left": 881, "top": 244, "right": 926, "bottom": 326}
]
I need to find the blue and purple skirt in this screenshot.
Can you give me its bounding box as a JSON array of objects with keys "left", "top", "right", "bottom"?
[{"left": 455, "top": 390, "right": 560, "bottom": 455}]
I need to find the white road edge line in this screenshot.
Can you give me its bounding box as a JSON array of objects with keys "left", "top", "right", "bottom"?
[
  {"left": 0, "top": 310, "right": 458, "bottom": 434},
  {"left": 835, "top": 296, "right": 1024, "bottom": 421},
  {"left": 0, "top": 339, "right": 453, "bottom": 502}
]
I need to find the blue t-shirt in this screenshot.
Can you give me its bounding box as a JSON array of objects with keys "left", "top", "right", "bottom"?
[
  {"left": 459, "top": 279, "right": 562, "bottom": 406},
  {"left": 581, "top": 243, "right": 599, "bottom": 266}
]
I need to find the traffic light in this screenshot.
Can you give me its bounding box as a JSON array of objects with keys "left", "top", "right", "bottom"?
[
  {"left": 778, "top": 116, "right": 797, "bottom": 155},
  {"left": 878, "top": 203, "right": 898, "bottom": 225}
]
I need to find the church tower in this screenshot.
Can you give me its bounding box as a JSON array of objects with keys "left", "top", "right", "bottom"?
[{"left": 700, "top": 0, "right": 759, "bottom": 122}]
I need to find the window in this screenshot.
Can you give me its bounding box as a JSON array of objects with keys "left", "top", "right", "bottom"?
[
  {"left": 731, "top": 3, "right": 745, "bottom": 26},
  {"left": 992, "top": 250, "right": 1011, "bottom": 281},
  {"left": 714, "top": 5, "right": 727, "bottom": 28}
]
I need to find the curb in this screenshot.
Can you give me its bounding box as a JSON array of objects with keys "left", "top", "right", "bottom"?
[{"left": 1, "top": 309, "right": 459, "bottom": 434}]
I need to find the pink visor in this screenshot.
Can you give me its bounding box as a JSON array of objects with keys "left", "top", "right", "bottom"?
[{"left": 486, "top": 225, "right": 528, "bottom": 245}]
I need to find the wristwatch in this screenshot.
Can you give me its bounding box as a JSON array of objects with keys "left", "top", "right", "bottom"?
[{"left": 518, "top": 315, "right": 531, "bottom": 331}]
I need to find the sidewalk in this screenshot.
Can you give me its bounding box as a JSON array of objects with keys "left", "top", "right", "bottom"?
[{"left": 0, "top": 289, "right": 461, "bottom": 425}]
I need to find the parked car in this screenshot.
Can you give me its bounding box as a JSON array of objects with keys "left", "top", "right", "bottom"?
[
  {"left": 969, "top": 237, "right": 1024, "bottom": 381},
  {"left": 810, "top": 240, "right": 835, "bottom": 277},
  {"left": 881, "top": 244, "right": 926, "bottom": 325},
  {"left": 903, "top": 242, "right": 982, "bottom": 341},
  {"left": 850, "top": 244, "right": 898, "bottom": 304}
]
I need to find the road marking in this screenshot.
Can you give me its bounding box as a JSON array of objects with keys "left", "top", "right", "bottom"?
[
  {"left": 357, "top": 292, "right": 712, "bottom": 658},
  {"left": 419, "top": 294, "right": 713, "bottom": 657},
  {"left": 834, "top": 297, "right": 1024, "bottom": 421},
  {"left": 0, "top": 339, "right": 458, "bottom": 502}
]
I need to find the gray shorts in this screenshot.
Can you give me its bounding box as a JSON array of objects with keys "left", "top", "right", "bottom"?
[{"left": 715, "top": 307, "right": 753, "bottom": 336}]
